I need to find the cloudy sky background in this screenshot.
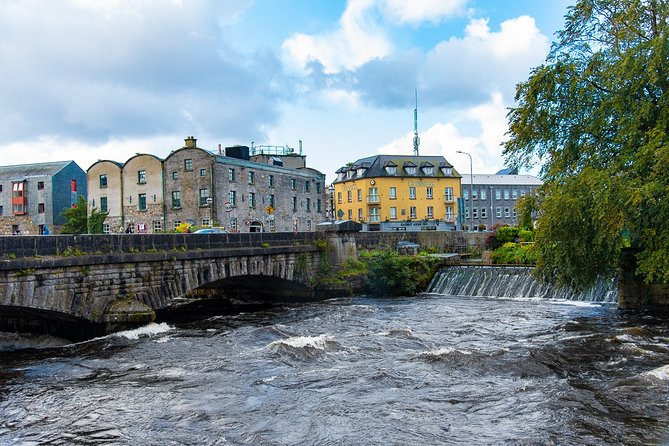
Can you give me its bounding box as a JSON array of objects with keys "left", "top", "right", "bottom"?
[{"left": 0, "top": 0, "right": 572, "bottom": 181}]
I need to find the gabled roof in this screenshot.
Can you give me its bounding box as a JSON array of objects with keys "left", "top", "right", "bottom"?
[
  {"left": 0, "top": 161, "right": 77, "bottom": 180},
  {"left": 335, "top": 154, "right": 461, "bottom": 182}
]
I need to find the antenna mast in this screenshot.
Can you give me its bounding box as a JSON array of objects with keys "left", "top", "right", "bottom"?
[{"left": 413, "top": 89, "right": 420, "bottom": 156}]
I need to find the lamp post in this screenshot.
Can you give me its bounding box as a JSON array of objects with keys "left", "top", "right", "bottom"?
[
  {"left": 206, "top": 197, "right": 213, "bottom": 227},
  {"left": 328, "top": 184, "right": 335, "bottom": 223},
  {"left": 456, "top": 150, "right": 473, "bottom": 231}
]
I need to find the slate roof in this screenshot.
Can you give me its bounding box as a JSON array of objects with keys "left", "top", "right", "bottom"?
[
  {"left": 0, "top": 161, "right": 76, "bottom": 180},
  {"left": 335, "top": 155, "right": 460, "bottom": 182}
]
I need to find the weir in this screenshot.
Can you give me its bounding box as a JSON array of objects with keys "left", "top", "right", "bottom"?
[{"left": 427, "top": 266, "right": 617, "bottom": 303}]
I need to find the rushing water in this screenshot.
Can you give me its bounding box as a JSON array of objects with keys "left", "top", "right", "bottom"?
[{"left": 1, "top": 270, "right": 669, "bottom": 445}]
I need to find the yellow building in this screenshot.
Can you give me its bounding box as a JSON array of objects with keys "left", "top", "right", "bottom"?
[{"left": 333, "top": 155, "right": 462, "bottom": 230}]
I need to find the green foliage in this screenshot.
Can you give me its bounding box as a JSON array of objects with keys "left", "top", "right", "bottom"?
[
  {"left": 504, "top": 0, "right": 669, "bottom": 287},
  {"left": 60, "top": 195, "right": 107, "bottom": 234},
  {"left": 496, "top": 226, "right": 519, "bottom": 244},
  {"left": 261, "top": 242, "right": 270, "bottom": 248},
  {"left": 518, "top": 229, "right": 534, "bottom": 243},
  {"left": 516, "top": 194, "right": 538, "bottom": 230},
  {"left": 357, "top": 250, "right": 440, "bottom": 296},
  {"left": 491, "top": 242, "right": 538, "bottom": 265},
  {"left": 61, "top": 246, "right": 85, "bottom": 257}
]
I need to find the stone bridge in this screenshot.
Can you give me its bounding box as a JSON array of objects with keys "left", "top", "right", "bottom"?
[{"left": 0, "top": 233, "right": 323, "bottom": 340}]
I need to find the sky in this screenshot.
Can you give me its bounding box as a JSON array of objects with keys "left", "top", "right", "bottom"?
[{"left": 0, "top": 0, "right": 573, "bottom": 182}]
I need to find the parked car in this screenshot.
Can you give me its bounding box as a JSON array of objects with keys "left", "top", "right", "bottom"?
[{"left": 193, "top": 228, "right": 228, "bottom": 234}]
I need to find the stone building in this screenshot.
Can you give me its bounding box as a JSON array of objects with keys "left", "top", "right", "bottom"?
[
  {"left": 122, "top": 154, "right": 164, "bottom": 234},
  {"left": 460, "top": 171, "right": 543, "bottom": 229},
  {"left": 87, "top": 160, "right": 123, "bottom": 233},
  {"left": 88, "top": 136, "right": 326, "bottom": 233},
  {"left": 0, "top": 161, "right": 87, "bottom": 235}
]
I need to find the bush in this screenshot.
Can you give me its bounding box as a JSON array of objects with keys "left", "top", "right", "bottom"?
[
  {"left": 491, "top": 242, "right": 537, "bottom": 265},
  {"left": 518, "top": 229, "right": 534, "bottom": 242},
  {"left": 496, "top": 226, "right": 519, "bottom": 243},
  {"left": 358, "top": 249, "right": 440, "bottom": 296}
]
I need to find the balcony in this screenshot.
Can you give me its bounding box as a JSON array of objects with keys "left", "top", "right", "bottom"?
[
  {"left": 444, "top": 195, "right": 455, "bottom": 203},
  {"left": 368, "top": 215, "right": 380, "bottom": 223},
  {"left": 367, "top": 195, "right": 380, "bottom": 204}
]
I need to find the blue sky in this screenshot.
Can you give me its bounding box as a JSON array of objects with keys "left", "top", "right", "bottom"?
[{"left": 0, "top": 0, "right": 573, "bottom": 181}]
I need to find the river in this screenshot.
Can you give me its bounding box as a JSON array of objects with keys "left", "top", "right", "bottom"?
[{"left": 1, "top": 268, "right": 669, "bottom": 445}]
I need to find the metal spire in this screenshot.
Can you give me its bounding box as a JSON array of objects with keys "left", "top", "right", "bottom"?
[{"left": 413, "top": 89, "right": 420, "bottom": 156}]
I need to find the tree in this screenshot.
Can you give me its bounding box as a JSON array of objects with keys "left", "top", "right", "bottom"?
[
  {"left": 504, "top": 0, "right": 669, "bottom": 289},
  {"left": 60, "top": 195, "right": 107, "bottom": 234}
]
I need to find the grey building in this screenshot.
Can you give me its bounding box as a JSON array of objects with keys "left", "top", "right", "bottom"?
[
  {"left": 460, "top": 173, "right": 542, "bottom": 229},
  {"left": 0, "top": 161, "right": 87, "bottom": 235}
]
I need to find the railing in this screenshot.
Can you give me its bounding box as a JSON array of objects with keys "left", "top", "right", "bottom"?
[
  {"left": 367, "top": 196, "right": 380, "bottom": 204},
  {"left": 368, "top": 215, "right": 380, "bottom": 223}
]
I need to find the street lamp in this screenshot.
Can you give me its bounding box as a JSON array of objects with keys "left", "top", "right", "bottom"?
[
  {"left": 206, "top": 197, "right": 213, "bottom": 227},
  {"left": 456, "top": 150, "right": 473, "bottom": 231},
  {"left": 328, "top": 184, "right": 335, "bottom": 223}
]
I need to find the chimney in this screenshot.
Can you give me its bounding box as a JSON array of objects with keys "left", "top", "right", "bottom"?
[
  {"left": 218, "top": 144, "right": 222, "bottom": 155},
  {"left": 184, "top": 136, "right": 197, "bottom": 149}
]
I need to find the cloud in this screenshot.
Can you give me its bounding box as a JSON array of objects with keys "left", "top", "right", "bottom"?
[
  {"left": 282, "top": 0, "right": 391, "bottom": 74},
  {"left": 0, "top": 0, "right": 280, "bottom": 144},
  {"left": 379, "top": 0, "right": 467, "bottom": 24}
]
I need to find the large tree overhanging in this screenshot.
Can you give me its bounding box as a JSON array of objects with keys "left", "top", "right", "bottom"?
[{"left": 504, "top": 0, "right": 669, "bottom": 289}]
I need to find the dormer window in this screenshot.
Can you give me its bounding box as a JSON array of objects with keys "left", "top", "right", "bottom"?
[
  {"left": 423, "top": 166, "right": 434, "bottom": 175},
  {"left": 357, "top": 168, "right": 367, "bottom": 177},
  {"left": 406, "top": 166, "right": 416, "bottom": 175},
  {"left": 441, "top": 167, "right": 453, "bottom": 176},
  {"left": 346, "top": 170, "right": 354, "bottom": 179},
  {"left": 385, "top": 166, "right": 397, "bottom": 174}
]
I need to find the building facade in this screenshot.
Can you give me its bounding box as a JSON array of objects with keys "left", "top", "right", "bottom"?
[
  {"left": 0, "top": 161, "right": 87, "bottom": 235},
  {"left": 460, "top": 173, "right": 543, "bottom": 229},
  {"left": 333, "top": 155, "right": 462, "bottom": 231},
  {"left": 88, "top": 136, "right": 326, "bottom": 233},
  {"left": 87, "top": 160, "right": 123, "bottom": 233}
]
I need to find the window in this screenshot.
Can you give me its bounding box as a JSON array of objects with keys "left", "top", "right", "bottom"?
[
  {"left": 410, "top": 206, "right": 417, "bottom": 219},
  {"left": 389, "top": 187, "right": 397, "bottom": 200},
  {"left": 172, "top": 171, "right": 179, "bottom": 180},
  {"left": 71, "top": 180, "right": 77, "bottom": 192},
  {"left": 337, "top": 192, "right": 342, "bottom": 204},
  {"left": 269, "top": 219, "right": 275, "bottom": 233},
  {"left": 200, "top": 189, "right": 210, "bottom": 206},
  {"left": 406, "top": 166, "right": 416, "bottom": 175},
  {"left": 200, "top": 168, "right": 207, "bottom": 177},
  {"left": 1, "top": 205, "right": 5, "bottom": 215},
  {"left": 369, "top": 207, "right": 380, "bottom": 223},
  {"left": 347, "top": 190, "right": 352, "bottom": 202},
  {"left": 480, "top": 189, "right": 487, "bottom": 200},
  {"left": 269, "top": 195, "right": 275, "bottom": 207},
  {"left": 496, "top": 207, "right": 502, "bottom": 218},
  {"left": 38, "top": 203, "right": 45, "bottom": 213},
  {"left": 513, "top": 208, "right": 517, "bottom": 218},
  {"left": 291, "top": 178, "right": 296, "bottom": 190},
  {"left": 248, "top": 171, "right": 255, "bottom": 185},
  {"left": 201, "top": 217, "right": 210, "bottom": 227},
  {"left": 358, "top": 208, "right": 363, "bottom": 221},
  {"left": 228, "top": 168, "right": 236, "bottom": 182},
  {"left": 304, "top": 181, "right": 309, "bottom": 192},
  {"left": 249, "top": 192, "right": 256, "bottom": 208},
  {"left": 495, "top": 189, "right": 501, "bottom": 200},
  {"left": 317, "top": 199, "right": 322, "bottom": 213},
  {"left": 505, "top": 208, "right": 510, "bottom": 218},
  {"left": 465, "top": 208, "right": 470, "bottom": 219},
  {"left": 292, "top": 196, "right": 297, "bottom": 212},
  {"left": 153, "top": 220, "right": 162, "bottom": 233},
  {"left": 356, "top": 168, "right": 366, "bottom": 177},
  {"left": 481, "top": 208, "right": 487, "bottom": 219},
  {"left": 472, "top": 208, "right": 478, "bottom": 219},
  {"left": 520, "top": 190, "right": 526, "bottom": 197},
  {"left": 427, "top": 206, "right": 434, "bottom": 218},
  {"left": 11, "top": 182, "right": 25, "bottom": 215},
  {"left": 229, "top": 191, "right": 237, "bottom": 207},
  {"left": 357, "top": 189, "right": 362, "bottom": 202},
  {"left": 390, "top": 207, "right": 397, "bottom": 220},
  {"left": 306, "top": 198, "right": 311, "bottom": 212},
  {"left": 368, "top": 187, "right": 379, "bottom": 203},
  {"left": 100, "top": 197, "right": 108, "bottom": 213},
  {"left": 504, "top": 190, "right": 510, "bottom": 200},
  {"left": 409, "top": 187, "right": 416, "bottom": 199},
  {"left": 423, "top": 166, "right": 434, "bottom": 175},
  {"left": 269, "top": 175, "right": 274, "bottom": 187},
  {"left": 37, "top": 181, "right": 44, "bottom": 190},
  {"left": 230, "top": 217, "right": 238, "bottom": 232},
  {"left": 99, "top": 174, "right": 108, "bottom": 188},
  {"left": 0, "top": 184, "right": 3, "bottom": 192},
  {"left": 385, "top": 166, "right": 397, "bottom": 174},
  {"left": 445, "top": 206, "right": 454, "bottom": 220},
  {"left": 426, "top": 187, "right": 433, "bottom": 199},
  {"left": 348, "top": 209, "right": 353, "bottom": 219},
  {"left": 138, "top": 193, "right": 147, "bottom": 211},
  {"left": 103, "top": 223, "right": 110, "bottom": 234},
  {"left": 512, "top": 190, "right": 518, "bottom": 200},
  {"left": 138, "top": 170, "right": 146, "bottom": 184},
  {"left": 472, "top": 189, "right": 478, "bottom": 200},
  {"left": 316, "top": 183, "right": 321, "bottom": 193},
  {"left": 441, "top": 167, "right": 452, "bottom": 176},
  {"left": 173, "top": 220, "right": 182, "bottom": 230},
  {"left": 444, "top": 187, "right": 453, "bottom": 202},
  {"left": 172, "top": 191, "right": 181, "bottom": 208},
  {"left": 184, "top": 159, "right": 193, "bottom": 171},
  {"left": 463, "top": 190, "right": 469, "bottom": 200}
]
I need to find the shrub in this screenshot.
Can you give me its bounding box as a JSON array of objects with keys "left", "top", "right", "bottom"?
[
  {"left": 491, "top": 242, "right": 537, "bottom": 265},
  {"left": 496, "top": 226, "right": 519, "bottom": 243}
]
